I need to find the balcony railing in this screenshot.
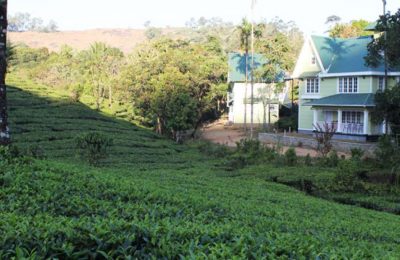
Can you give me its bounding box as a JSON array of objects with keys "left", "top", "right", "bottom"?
[{"left": 316, "top": 121, "right": 364, "bottom": 135}]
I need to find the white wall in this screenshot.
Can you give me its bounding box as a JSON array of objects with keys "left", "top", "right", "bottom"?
[{"left": 229, "top": 83, "right": 279, "bottom": 124}]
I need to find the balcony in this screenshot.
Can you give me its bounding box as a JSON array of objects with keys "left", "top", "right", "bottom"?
[{"left": 316, "top": 121, "right": 364, "bottom": 135}]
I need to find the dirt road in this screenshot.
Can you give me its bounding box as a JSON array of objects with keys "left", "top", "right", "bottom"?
[{"left": 200, "top": 120, "right": 338, "bottom": 157}]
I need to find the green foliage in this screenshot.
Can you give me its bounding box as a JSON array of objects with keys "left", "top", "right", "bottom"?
[
  {"left": 4, "top": 72, "right": 400, "bottom": 258},
  {"left": 374, "top": 135, "right": 400, "bottom": 185},
  {"left": 24, "top": 144, "right": 46, "bottom": 159},
  {"left": 224, "top": 139, "right": 276, "bottom": 169},
  {"left": 329, "top": 19, "right": 373, "bottom": 38},
  {"left": 8, "top": 12, "right": 58, "bottom": 32},
  {"left": 123, "top": 38, "right": 227, "bottom": 139},
  {"left": 370, "top": 83, "right": 400, "bottom": 135},
  {"left": 10, "top": 44, "right": 50, "bottom": 68},
  {"left": 144, "top": 27, "right": 162, "bottom": 40},
  {"left": 350, "top": 148, "right": 364, "bottom": 161},
  {"left": 304, "top": 153, "right": 312, "bottom": 166},
  {"left": 365, "top": 9, "right": 400, "bottom": 69},
  {"left": 334, "top": 160, "right": 363, "bottom": 192},
  {"left": 197, "top": 141, "right": 231, "bottom": 158},
  {"left": 75, "top": 132, "right": 113, "bottom": 166},
  {"left": 68, "top": 83, "right": 84, "bottom": 102},
  {"left": 284, "top": 147, "right": 297, "bottom": 166},
  {"left": 275, "top": 115, "right": 298, "bottom": 131},
  {"left": 375, "top": 135, "right": 400, "bottom": 168},
  {"left": 326, "top": 150, "right": 340, "bottom": 167}
]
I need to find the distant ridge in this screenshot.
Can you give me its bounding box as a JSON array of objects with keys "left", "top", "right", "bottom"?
[{"left": 9, "top": 29, "right": 148, "bottom": 53}]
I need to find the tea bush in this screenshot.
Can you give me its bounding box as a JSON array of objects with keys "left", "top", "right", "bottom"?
[
  {"left": 350, "top": 148, "right": 364, "bottom": 161},
  {"left": 4, "top": 74, "right": 400, "bottom": 258},
  {"left": 75, "top": 132, "right": 113, "bottom": 166},
  {"left": 224, "top": 139, "right": 277, "bottom": 169},
  {"left": 284, "top": 147, "right": 297, "bottom": 166}
]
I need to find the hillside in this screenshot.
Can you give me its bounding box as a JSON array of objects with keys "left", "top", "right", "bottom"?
[
  {"left": 2, "top": 73, "right": 400, "bottom": 258},
  {"left": 9, "top": 29, "right": 148, "bottom": 53}
]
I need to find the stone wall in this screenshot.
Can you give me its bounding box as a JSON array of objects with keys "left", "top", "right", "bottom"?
[{"left": 258, "top": 133, "right": 377, "bottom": 156}]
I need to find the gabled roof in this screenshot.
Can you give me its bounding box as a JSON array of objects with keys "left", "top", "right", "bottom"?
[
  {"left": 310, "top": 35, "right": 400, "bottom": 76},
  {"left": 312, "top": 35, "right": 380, "bottom": 74},
  {"left": 228, "top": 52, "right": 285, "bottom": 83},
  {"left": 364, "top": 22, "right": 378, "bottom": 31},
  {"left": 304, "top": 93, "right": 375, "bottom": 107}
]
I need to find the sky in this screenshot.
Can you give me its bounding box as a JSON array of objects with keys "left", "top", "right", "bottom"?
[{"left": 9, "top": 0, "right": 400, "bottom": 34}]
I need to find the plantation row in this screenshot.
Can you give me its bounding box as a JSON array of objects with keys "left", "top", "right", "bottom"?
[
  {"left": 1, "top": 148, "right": 400, "bottom": 258},
  {"left": 2, "top": 73, "right": 400, "bottom": 258}
]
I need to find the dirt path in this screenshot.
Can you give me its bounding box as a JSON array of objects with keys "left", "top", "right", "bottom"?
[
  {"left": 200, "top": 120, "right": 343, "bottom": 157},
  {"left": 200, "top": 120, "right": 246, "bottom": 147}
]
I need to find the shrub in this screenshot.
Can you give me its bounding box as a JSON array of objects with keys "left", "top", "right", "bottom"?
[
  {"left": 69, "top": 84, "right": 84, "bottom": 102},
  {"left": 327, "top": 150, "right": 339, "bottom": 167},
  {"left": 198, "top": 141, "right": 231, "bottom": 158},
  {"left": 284, "top": 147, "right": 297, "bottom": 166},
  {"left": 333, "top": 160, "right": 363, "bottom": 192},
  {"left": 313, "top": 122, "right": 336, "bottom": 157},
  {"left": 350, "top": 148, "right": 364, "bottom": 161},
  {"left": 275, "top": 115, "right": 298, "bottom": 131},
  {"left": 318, "top": 150, "right": 339, "bottom": 168},
  {"left": 25, "top": 145, "right": 46, "bottom": 159},
  {"left": 374, "top": 135, "right": 400, "bottom": 185},
  {"left": 223, "top": 139, "right": 277, "bottom": 170},
  {"left": 75, "top": 132, "right": 113, "bottom": 166},
  {"left": 304, "top": 153, "right": 312, "bottom": 166}
]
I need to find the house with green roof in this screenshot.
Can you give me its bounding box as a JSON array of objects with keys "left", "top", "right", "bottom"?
[
  {"left": 227, "top": 52, "right": 287, "bottom": 126},
  {"left": 293, "top": 35, "right": 400, "bottom": 141}
]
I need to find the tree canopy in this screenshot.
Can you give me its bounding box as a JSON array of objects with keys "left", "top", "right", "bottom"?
[{"left": 365, "top": 9, "right": 400, "bottom": 69}]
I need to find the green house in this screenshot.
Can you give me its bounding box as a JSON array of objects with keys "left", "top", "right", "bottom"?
[
  {"left": 227, "top": 52, "right": 287, "bottom": 126},
  {"left": 293, "top": 35, "right": 400, "bottom": 141}
]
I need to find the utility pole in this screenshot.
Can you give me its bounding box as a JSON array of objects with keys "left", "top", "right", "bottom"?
[
  {"left": 250, "top": 0, "right": 256, "bottom": 139},
  {"left": 383, "top": 0, "right": 388, "bottom": 88},
  {"left": 0, "top": 0, "right": 9, "bottom": 145},
  {"left": 382, "top": 0, "right": 389, "bottom": 134}
]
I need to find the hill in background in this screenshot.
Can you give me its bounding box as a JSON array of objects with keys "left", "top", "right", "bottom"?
[{"left": 9, "top": 29, "right": 148, "bottom": 53}]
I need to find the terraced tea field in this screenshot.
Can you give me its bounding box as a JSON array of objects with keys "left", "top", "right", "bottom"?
[{"left": 1, "top": 74, "right": 400, "bottom": 258}]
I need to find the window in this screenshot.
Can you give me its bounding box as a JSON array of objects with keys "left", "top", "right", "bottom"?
[
  {"left": 311, "top": 56, "right": 316, "bottom": 64},
  {"left": 306, "top": 78, "right": 319, "bottom": 94},
  {"left": 378, "top": 77, "right": 385, "bottom": 91},
  {"left": 338, "top": 77, "right": 358, "bottom": 93},
  {"left": 342, "top": 111, "right": 362, "bottom": 124}
]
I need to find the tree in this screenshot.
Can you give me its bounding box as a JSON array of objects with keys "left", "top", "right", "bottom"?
[
  {"left": 371, "top": 84, "right": 400, "bottom": 135},
  {"left": 366, "top": 9, "right": 400, "bottom": 135},
  {"left": 81, "top": 42, "right": 123, "bottom": 110},
  {"left": 365, "top": 9, "right": 400, "bottom": 69},
  {"left": 121, "top": 38, "right": 227, "bottom": 141},
  {"left": 0, "top": 0, "right": 9, "bottom": 145},
  {"left": 329, "top": 19, "right": 373, "bottom": 38},
  {"left": 7, "top": 12, "right": 58, "bottom": 32}
]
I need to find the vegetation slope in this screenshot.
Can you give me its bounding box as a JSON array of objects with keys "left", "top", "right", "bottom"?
[{"left": 2, "top": 73, "right": 400, "bottom": 258}]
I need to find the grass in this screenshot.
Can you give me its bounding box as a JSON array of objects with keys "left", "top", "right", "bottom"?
[{"left": 2, "top": 73, "right": 400, "bottom": 258}]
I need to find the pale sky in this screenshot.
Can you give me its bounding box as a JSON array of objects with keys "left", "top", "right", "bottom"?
[{"left": 9, "top": 0, "right": 400, "bottom": 34}]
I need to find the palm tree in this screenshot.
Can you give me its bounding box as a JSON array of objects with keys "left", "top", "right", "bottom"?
[
  {"left": 0, "top": 0, "right": 9, "bottom": 145},
  {"left": 237, "top": 18, "right": 263, "bottom": 134}
]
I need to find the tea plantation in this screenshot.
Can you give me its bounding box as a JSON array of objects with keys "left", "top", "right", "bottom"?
[{"left": 1, "top": 74, "right": 400, "bottom": 258}]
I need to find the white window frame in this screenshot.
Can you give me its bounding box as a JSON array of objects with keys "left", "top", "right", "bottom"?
[
  {"left": 338, "top": 77, "right": 358, "bottom": 93},
  {"left": 342, "top": 111, "right": 363, "bottom": 124},
  {"left": 378, "top": 76, "right": 385, "bottom": 91},
  {"left": 305, "top": 78, "right": 319, "bottom": 94}
]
